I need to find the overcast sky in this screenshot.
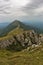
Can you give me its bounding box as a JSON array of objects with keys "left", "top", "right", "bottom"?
[{"left": 0, "top": 0, "right": 43, "bottom": 23}]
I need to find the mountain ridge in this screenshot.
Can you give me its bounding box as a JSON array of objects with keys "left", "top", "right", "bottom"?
[{"left": 0, "top": 20, "right": 37, "bottom": 37}]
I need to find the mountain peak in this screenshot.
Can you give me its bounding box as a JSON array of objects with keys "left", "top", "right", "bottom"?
[
  {"left": 12, "top": 20, "right": 21, "bottom": 24},
  {"left": 14, "top": 20, "right": 21, "bottom": 22},
  {"left": 0, "top": 20, "right": 38, "bottom": 37}
]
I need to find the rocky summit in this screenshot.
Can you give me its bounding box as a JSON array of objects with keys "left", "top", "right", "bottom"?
[{"left": 0, "top": 30, "right": 43, "bottom": 51}]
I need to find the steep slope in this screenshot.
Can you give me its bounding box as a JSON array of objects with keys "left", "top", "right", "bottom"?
[
  {"left": 0, "top": 20, "right": 37, "bottom": 37},
  {"left": 0, "top": 30, "right": 42, "bottom": 50}
]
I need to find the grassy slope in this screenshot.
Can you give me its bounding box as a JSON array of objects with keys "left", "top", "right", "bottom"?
[
  {"left": 0, "top": 28, "right": 24, "bottom": 41},
  {"left": 0, "top": 20, "right": 25, "bottom": 36},
  {"left": 0, "top": 22, "right": 43, "bottom": 65},
  {"left": 8, "top": 27, "right": 23, "bottom": 36},
  {"left": 0, "top": 45, "right": 43, "bottom": 65}
]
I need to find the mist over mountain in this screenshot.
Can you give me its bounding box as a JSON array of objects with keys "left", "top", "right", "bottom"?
[
  {"left": 0, "top": 20, "right": 43, "bottom": 32},
  {"left": 23, "top": 21, "right": 43, "bottom": 33},
  {"left": 0, "top": 20, "right": 37, "bottom": 37},
  {"left": 0, "top": 22, "right": 10, "bottom": 29},
  {"left": 0, "top": 20, "right": 43, "bottom": 36}
]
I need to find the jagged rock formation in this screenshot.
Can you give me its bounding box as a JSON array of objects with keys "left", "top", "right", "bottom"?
[{"left": 0, "top": 30, "right": 42, "bottom": 51}]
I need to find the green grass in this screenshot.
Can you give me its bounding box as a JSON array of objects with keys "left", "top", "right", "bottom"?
[
  {"left": 0, "top": 28, "right": 24, "bottom": 41},
  {"left": 8, "top": 27, "right": 23, "bottom": 35},
  {"left": 0, "top": 45, "right": 43, "bottom": 65}
]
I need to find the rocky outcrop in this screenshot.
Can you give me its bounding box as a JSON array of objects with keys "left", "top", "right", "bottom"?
[
  {"left": 14, "top": 30, "right": 41, "bottom": 47},
  {"left": 0, "top": 30, "right": 43, "bottom": 51}
]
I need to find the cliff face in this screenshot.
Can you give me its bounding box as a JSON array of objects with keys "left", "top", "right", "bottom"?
[{"left": 0, "top": 30, "right": 43, "bottom": 50}]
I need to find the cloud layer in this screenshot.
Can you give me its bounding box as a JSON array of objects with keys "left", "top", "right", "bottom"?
[
  {"left": 22, "top": 0, "right": 43, "bottom": 19},
  {"left": 0, "top": 0, "right": 43, "bottom": 22}
]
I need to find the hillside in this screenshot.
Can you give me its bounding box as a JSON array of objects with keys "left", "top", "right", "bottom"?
[
  {"left": 0, "top": 30, "right": 43, "bottom": 65},
  {"left": 0, "top": 21, "right": 43, "bottom": 65},
  {"left": 24, "top": 21, "right": 43, "bottom": 33},
  {"left": 0, "top": 45, "right": 43, "bottom": 65},
  {"left": 0, "top": 28, "right": 24, "bottom": 41},
  {"left": 0, "top": 20, "right": 38, "bottom": 37},
  {"left": 0, "top": 30, "right": 43, "bottom": 50}
]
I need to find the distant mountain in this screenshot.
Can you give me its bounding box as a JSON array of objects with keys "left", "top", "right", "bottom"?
[
  {"left": 0, "top": 20, "right": 38, "bottom": 37},
  {"left": 4, "top": 20, "right": 35, "bottom": 30},
  {"left": 0, "top": 22, "right": 9, "bottom": 29},
  {"left": 24, "top": 21, "right": 43, "bottom": 33}
]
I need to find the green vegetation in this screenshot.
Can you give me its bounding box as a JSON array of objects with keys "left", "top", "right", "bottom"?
[
  {"left": 0, "top": 20, "right": 37, "bottom": 37},
  {"left": 0, "top": 28, "right": 24, "bottom": 41},
  {"left": 0, "top": 20, "right": 43, "bottom": 65},
  {"left": 0, "top": 45, "right": 43, "bottom": 65},
  {"left": 8, "top": 27, "right": 23, "bottom": 36},
  {"left": 0, "top": 20, "right": 25, "bottom": 37}
]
